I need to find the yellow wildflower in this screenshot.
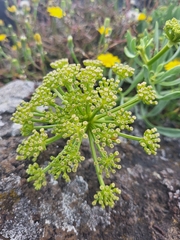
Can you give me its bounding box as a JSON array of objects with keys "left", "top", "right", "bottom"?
[
  {"left": 98, "top": 26, "right": 112, "bottom": 36},
  {"left": 7, "top": 5, "right": 17, "bottom": 13},
  {"left": 11, "top": 45, "right": 17, "bottom": 51},
  {"left": 164, "top": 58, "right": 180, "bottom": 71},
  {"left": 138, "top": 13, "right": 146, "bottom": 21},
  {"left": 34, "top": 33, "right": 42, "bottom": 44},
  {"left": 0, "top": 19, "right": 4, "bottom": 26},
  {"left": 47, "top": 6, "right": 65, "bottom": 19},
  {"left": 97, "top": 53, "right": 121, "bottom": 68},
  {"left": 0, "top": 34, "right": 7, "bottom": 41},
  {"left": 17, "top": 41, "right": 22, "bottom": 48},
  {"left": 147, "top": 16, "right": 152, "bottom": 22},
  {"left": 11, "top": 41, "right": 22, "bottom": 51}
]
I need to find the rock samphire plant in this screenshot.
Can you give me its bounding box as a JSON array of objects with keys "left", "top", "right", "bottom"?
[
  {"left": 124, "top": 18, "right": 180, "bottom": 137},
  {"left": 12, "top": 59, "right": 160, "bottom": 208}
]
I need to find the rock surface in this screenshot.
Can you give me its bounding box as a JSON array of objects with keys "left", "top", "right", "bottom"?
[
  {"left": 0, "top": 80, "right": 180, "bottom": 240},
  {"left": 0, "top": 80, "right": 35, "bottom": 114},
  {"left": 0, "top": 80, "right": 36, "bottom": 138}
]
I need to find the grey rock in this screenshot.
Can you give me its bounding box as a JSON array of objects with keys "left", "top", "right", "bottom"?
[
  {"left": 11, "top": 123, "right": 22, "bottom": 136},
  {"left": 0, "top": 198, "right": 42, "bottom": 240},
  {"left": 39, "top": 176, "right": 111, "bottom": 235},
  {"left": 0, "top": 80, "right": 36, "bottom": 137},
  {"left": 0, "top": 80, "right": 35, "bottom": 114}
]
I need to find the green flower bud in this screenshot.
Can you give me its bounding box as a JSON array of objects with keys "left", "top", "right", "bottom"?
[
  {"left": 92, "top": 184, "right": 121, "bottom": 208},
  {"left": 16, "top": 129, "right": 48, "bottom": 161},
  {"left": 26, "top": 163, "right": 47, "bottom": 190},
  {"left": 164, "top": 18, "right": 180, "bottom": 44},
  {"left": 50, "top": 58, "right": 69, "bottom": 69},
  {"left": 112, "top": 63, "right": 134, "bottom": 79},
  {"left": 98, "top": 151, "right": 121, "bottom": 178},
  {"left": 140, "top": 128, "right": 160, "bottom": 155},
  {"left": 137, "top": 82, "right": 158, "bottom": 105},
  {"left": 83, "top": 59, "right": 103, "bottom": 67}
]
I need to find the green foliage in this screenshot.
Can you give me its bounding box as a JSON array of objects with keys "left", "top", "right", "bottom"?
[
  {"left": 12, "top": 59, "right": 160, "bottom": 208},
  {"left": 124, "top": 17, "right": 180, "bottom": 137}
]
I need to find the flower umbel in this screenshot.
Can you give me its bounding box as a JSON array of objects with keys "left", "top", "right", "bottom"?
[
  {"left": 26, "top": 163, "right": 47, "bottom": 190},
  {"left": 137, "top": 82, "right": 158, "bottom": 105},
  {"left": 112, "top": 63, "right": 134, "bottom": 79},
  {"left": 164, "top": 18, "right": 180, "bottom": 44},
  {"left": 92, "top": 183, "right": 121, "bottom": 208},
  {"left": 12, "top": 59, "right": 160, "bottom": 208},
  {"left": 16, "top": 128, "right": 48, "bottom": 161},
  {"left": 140, "top": 128, "right": 160, "bottom": 155}
]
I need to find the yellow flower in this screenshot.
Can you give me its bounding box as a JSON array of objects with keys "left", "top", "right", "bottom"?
[
  {"left": 11, "top": 45, "right": 17, "bottom": 51},
  {"left": 147, "top": 16, "right": 152, "bottom": 22},
  {"left": 97, "top": 53, "right": 121, "bottom": 68},
  {"left": 164, "top": 58, "right": 180, "bottom": 71},
  {"left": 0, "top": 34, "right": 7, "bottom": 41},
  {"left": 0, "top": 19, "right": 4, "bottom": 26},
  {"left": 11, "top": 41, "right": 22, "bottom": 51},
  {"left": 98, "top": 26, "right": 112, "bottom": 36},
  {"left": 47, "top": 6, "right": 65, "bottom": 19},
  {"left": 7, "top": 5, "right": 17, "bottom": 13},
  {"left": 138, "top": 13, "right": 146, "bottom": 21},
  {"left": 34, "top": 33, "right": 42, "bottom": 44},
  {"left": 17, "top": 41, "right": 22, "bottom": 48}
]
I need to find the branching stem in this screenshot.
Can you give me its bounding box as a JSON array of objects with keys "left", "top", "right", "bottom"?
[{"left": 88, "top": 130, "right": 105, "bottom": 187}]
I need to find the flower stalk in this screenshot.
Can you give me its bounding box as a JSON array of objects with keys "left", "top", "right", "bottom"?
[
  {"left": 147, "top": 43, "right": 170, "bottom": 67},
  {"left": 67, "top": 35, "right": 79, "bottom": 64},
  {"left": 88, "top": 130, "right": 105, "bottom": 187}
]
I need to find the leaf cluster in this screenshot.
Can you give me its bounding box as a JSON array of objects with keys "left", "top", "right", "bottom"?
[{"left": 124, "top": 17, "right": 180, "bottom": 137}]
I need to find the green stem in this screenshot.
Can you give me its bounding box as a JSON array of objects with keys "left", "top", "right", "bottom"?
[
  {"left": 118, "top": 132, "right": 142, "bottom": 141},
  {"left": 95, "top": 119, "right": 114, "bottom": 123},
  {"left": 89, "top": 107, "right": 101, "bottom": 121},
  {"left": 139, "top": 49, "right": 149, "bottom": 64},
  {"left": 113, "top": 0, "right": 119, "bottom": 11},
  {"left": 43, "top": 164, "right": 52, "bottom": 173},
  {"left": 123, "top": 68, "right": 144, "bottom": 97},
  {"left": 86, "top": 103, "right": 91, "bottom": 118},
  {"left": 111, "top": 96, "right": 139, "bottom": 113},
  {"left": 34, "top": 124, "right": 56, "bottom": 130},
  {"left": 33, "top": 2, "right": 39, "bottom": 23},
  {"left": 108, "top": 68, "right": 112, "bottom": 78},
  {"left": 53, "top": 88, "right": 66, "bottom": 101},
  {"left": 70, "top": 49, "right": 79, "bottom": 64},
  {"left": 57, "top": 86, "right": 65, "bottom": 96},
  {"left": 98, "top": 33, "right": 105, "bottom": 51},
  {"left": 88, "top": 130, "right": 105, "bottom": 187},
  {"left": 33, "top": 112, "right": 45, "bottom": 117},
  {"left": 147, "top": 43, "right": 170, "bottom": 67},
  {"left": 31, "top": 118, "right": 48, "bottom": 123},
  {"left": 46, "top": 134, "right": 63, "bottom": 145},
  {"left": 94, "top": 95, "right": 139, "bottom": 121}
]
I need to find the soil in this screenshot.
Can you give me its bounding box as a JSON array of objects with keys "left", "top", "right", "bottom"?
[{"left": 0, "top": 113, "right": 180, "bottom": 240}]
